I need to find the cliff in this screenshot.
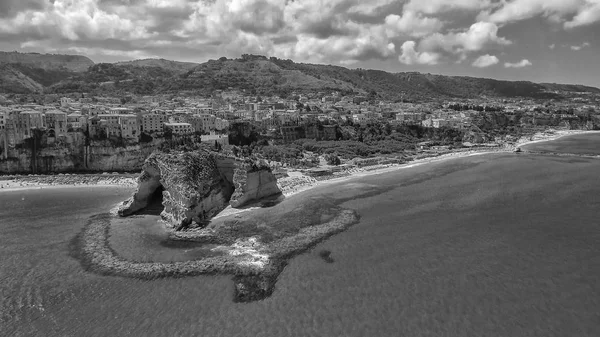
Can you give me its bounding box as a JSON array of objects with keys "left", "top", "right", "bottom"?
[
  {"left": 118, "top": 150, "right": 282, "bottom": 229},
  {"left": 0, "top": 142, "right": 159, "bottom": 174}
]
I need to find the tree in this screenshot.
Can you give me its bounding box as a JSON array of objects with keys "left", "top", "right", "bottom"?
[{"left": 164, "top": 128, "right": 173, "bottom": 140}]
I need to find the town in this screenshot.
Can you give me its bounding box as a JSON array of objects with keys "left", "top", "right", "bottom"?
[{"left": 1, "top": 88, "right": 599, "bottom": 176}]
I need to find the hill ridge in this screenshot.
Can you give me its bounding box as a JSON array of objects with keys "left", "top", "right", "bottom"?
[{"left": 1, "top": 52, "right": 598, "bottom": 100}]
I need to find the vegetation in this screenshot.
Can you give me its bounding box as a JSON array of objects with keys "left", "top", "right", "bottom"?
[{"left": 2, "top": 53, "right": 599, "bottom": 100}]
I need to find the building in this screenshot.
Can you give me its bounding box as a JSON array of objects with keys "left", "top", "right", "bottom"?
[
  {"left": 280, "top": 125, "right": 300, "bottom": 143},
  {"left": 0, "top": 111, "right": 6, "bottom": 132},
  {"left": 352, "top": 113, "right": 368, "bottom": 124},
  {"left": 196, "top": 114, "right": 217, "bottom": 133},
  {"left": 96, "top": 114, "right": 121, "bottom": 137},
  {"left": 396, "top": 112, "right": 424, "bottom": 124},
  {"left": 432, "top": 119, "right": 449, "bottom": 128},
  {"left": 201, "top": 133, "right": 230, "bottom": 146},
  {"left": 15, "top": 110, "right": 45, "bottom": 139},
  {"left": 45, "top": 110, "right": 68, "bottom": 137},
  {"left": 67, "top": 113, "right": 86, "bottom": 130},
  {"left": 142, "top": 114, "right": 169, "bottom": 133},
  {"left": 164, "top": 122, "right": 194, "bottom": 135},
  {"left": 118, "top": 115, "right": 140, "bottom": 139},
  {"left": 109, "top": 107, "right": 133, "bottom": 115},
  {"left": 215, "top": 117, "right": 229, "bottom": 131},
  {"left": 60, "top": 97, "right": 72, "bottom": 108},
  {"left": 96, "top": 114, "right": 139, "bottom": 139}
]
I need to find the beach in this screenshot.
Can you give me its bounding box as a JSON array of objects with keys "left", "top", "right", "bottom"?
[{"left": 1, "top": 128, "right": 595, "bottom": 196}]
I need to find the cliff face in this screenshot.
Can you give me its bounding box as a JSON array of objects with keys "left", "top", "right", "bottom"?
[
  {"left": 118, "top": 150, "right": 282, "bottom": 229},
  {"left": 230, "top": 166, "right": 281, "bottom": 208},
  {"left": 0, "top": 143, "right": 158, "bottom": 174}
]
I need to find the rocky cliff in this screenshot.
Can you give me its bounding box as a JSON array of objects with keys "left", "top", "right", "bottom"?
[
  {"left": 118, "top": 150, "right": 282, "bottom": 229},
  {"left": 0, "top": 142, "right": 158, "bottom": 174}
]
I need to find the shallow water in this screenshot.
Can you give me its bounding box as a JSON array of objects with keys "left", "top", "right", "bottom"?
[
  {"left": 2, "top": 146, "right": 600, "bottom": 335},
  {"left": 521, "top": 132, "right": 600, "bottom": 154}
]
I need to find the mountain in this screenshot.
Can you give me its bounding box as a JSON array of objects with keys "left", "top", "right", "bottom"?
[
  {"left": 0, "top": 63, "right": 44, "bottom": 94},
  {"left": 1, "top": 52, "right": 599, "bottom": 100},
  {"left": 0, "top": 51, "right": 94, "bottom": 72},
  {"left": 115, "top": 58, "right": 198, "bottom": 73}
]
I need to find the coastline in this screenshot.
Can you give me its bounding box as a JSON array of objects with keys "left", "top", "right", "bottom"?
[
  {"left": 215, "top": 129, "right": 599, "bottom": 219},
  {"left": 1, "top": 129, "right": 596, "bottom": 196},
  {"left": 44, "top": 128, "right": 600, "bottom": 303}
]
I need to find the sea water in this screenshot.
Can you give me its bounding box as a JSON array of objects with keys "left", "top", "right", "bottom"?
[{"left": 1, "top": 136, "right": 600, "bottom": 336}]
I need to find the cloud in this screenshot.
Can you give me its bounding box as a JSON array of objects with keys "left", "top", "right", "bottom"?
[
  {"left": 0, "top": 0, "right": 47, "bottom": 18},
  {"left": 384, "top": 10, "right": 444, "bottom": 38},
  {"left": 0, "top": 0, "right": 541, "bottom": 67},
  {"left": 570, "top": 42, "right": 591, "bottom": 50},
  {"left": 504, "top": 59, "right": 532, "bottom": 68},
  {"left": 405, "top": 0, "right": 492, "bottom": 15},
  {"left": 480, "top": 0, "right": 600, "bottom": 29},
  {"left": 549, "top": 44, "right": 556, "bottom": 49},
  {"left": 0, "top": 0, "right": 151, "bottom": 41},
  {"left": 420, "top": 21, "right": 511, "bottom": 56},
  {"left": 398, "top": 41, "right": 441, "bottom": 65},
  {"left": 472, "top": 54, "right": 499, "bottom": 67},
  {"left": 565, "top": 1, "right": 600, "bottom": 28}
]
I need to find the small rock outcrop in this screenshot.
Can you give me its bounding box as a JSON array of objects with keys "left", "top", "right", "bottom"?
[
  {"left": 230, "top": 163, "right": 282, "bottom": 208},
  {"left": 118, "top": 150, "right": 282, "bottom": 229}
]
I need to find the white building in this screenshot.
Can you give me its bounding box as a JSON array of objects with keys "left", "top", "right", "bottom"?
[
  {"left": 164, "top": 122, "right": 194, "bottom": 135},
  {"left": 201, "top": 133, "right": 229, "bottom": 146}
]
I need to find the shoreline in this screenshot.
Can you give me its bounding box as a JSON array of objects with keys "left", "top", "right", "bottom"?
[
  {"left": 284, "top": 129, "right": 600, "bottom": 197},
  {"left": 1, "top": 129, "right": 597, "bottom": 196},
  {"left": 216, "top": 129, "right": 599, "bottom": 219},
  {"left": 0, "top": 174, "right": 138, "bottom": 192}
]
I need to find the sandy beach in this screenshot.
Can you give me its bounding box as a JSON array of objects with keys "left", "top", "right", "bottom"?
[{"left": 0, "top": 174, "right": 138, "bottom": 192}]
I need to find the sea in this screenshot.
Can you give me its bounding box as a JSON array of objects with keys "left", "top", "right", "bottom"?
[{"left": 1, "top": 133, "right": 600, "bottom": 336}]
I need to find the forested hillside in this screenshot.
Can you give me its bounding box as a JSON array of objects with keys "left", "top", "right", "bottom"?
[{"left": 1, "top": 52, "right": 599, "bottom": 100}]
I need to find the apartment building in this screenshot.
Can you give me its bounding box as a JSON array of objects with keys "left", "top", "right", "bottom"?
[
  {"left": 15, "top": 110, "right": 44, "bottom": 139},
  {"left": 164, "top": 122, "right": 194, "bottom": 135},
  {"left": 142, "top": 114, "right": 169, "bottom": 133},
  {"left": 45, "top": 110, "right": 68, "bottom": 137}
]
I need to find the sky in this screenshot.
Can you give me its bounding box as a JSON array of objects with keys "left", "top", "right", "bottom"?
[{"left": 1, "top": 0, "right": 600, "bottom": 88}]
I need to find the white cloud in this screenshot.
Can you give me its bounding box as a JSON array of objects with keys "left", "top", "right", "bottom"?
[
  {"left": 504, "top": 59, "right": 532, "bottom": 68},
  {"left": 472, "top": 54, "right": 499, "bottom": 67},
  {"left": 570, "top": 42, "right": 591, "bottom": 50},
  {"left": 549, "top": 44, "right": 556, "bottom": 49},
  {"left": 405, "top": 0, "right": 492, "bottom": 15},
  {"left": 480, "top": 0, "right": 600, "bottom": 29},
  {"left": 1, "top": 0, "right": 584, "bottom": 68},
  {"left": 565, "top": 1, "right": 600, "bottom": 28},
  {"left": 384, "top": 10, "right": 444, "bottom": 38},
  {"left": 398, "top": 41, "right": 441, "bottom": 65},
  {"left": 0, "top": 0, "right": 151, "bottom": 41},
  {"left": 420, "top": 21, "right": 511, "bottom": 55}
]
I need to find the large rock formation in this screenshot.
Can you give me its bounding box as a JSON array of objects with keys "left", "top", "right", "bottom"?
[{"left": 118, "top": 150, "right": 282, "bottom": 229}]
